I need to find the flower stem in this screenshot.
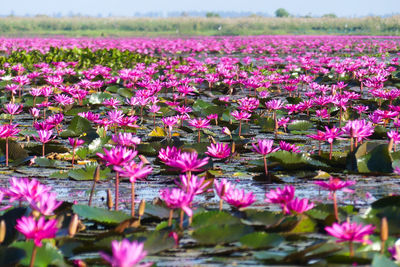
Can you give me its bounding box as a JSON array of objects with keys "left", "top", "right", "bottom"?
[
  {"left": 219, "top": 199, "right": 223, "bottom": 212},
  {"left": 198, "top": 129, "right": 201, "bottom": 143},
  {"left": 42, "top": 143, "right": 45, "bottom": 157},
  {"left": 88, "top": 180, "right": 96, "bottom": 206},
  {"left": 333, "top": 191, "right": 339, "bottom": 222},
  {"left": 179, "top": 209, "right": 184, "bottom": 229},
  {"left": 168, "top": 209, "right": 173, "bottom": 226},
  {"left": 329, "top": 143, "right": 333, "bottom": 160},
  {"left": 238, "top": 120, "right": 242, "bottom": 136},
  {"left": 131, "top": 182, "right": 135, "bottom": 217},
  {"left": 29, "top": 244, "right": 37, "bottom": 267},
  {"left": 115, "top": 172, "right": 119, "bottom": 211},
  {"left": 72, "top": 146, "right": 76, "bottom": 167},
  {"left": 5, "top": 137, "right": 8, "bottom": 167},
  {"left": 263, "top": 155, "right": 268, "bottom": 176},
  {"left": 349, "top": 241, "right": 354, "bottom": 257}
]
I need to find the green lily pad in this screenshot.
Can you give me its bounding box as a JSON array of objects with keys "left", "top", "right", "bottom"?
[
  {"left": 68, "top": 163, "right": 111, "bottom": 181},
  {"left": 72, "top": 204, "right": 131, "bottom": 224},
  {"left": 287, "top": 120, "right": 313, "bottom": 131},
  {"left": 192, "top": 211, "right": 240, "bottom": 229},
  {"left": 12, "top": 241, "right": 67, "bottom": 267},
  {"left": 240, "top": 232, "right": 284, "bottom": 249},
  {"left": 192, "top": 223, "right": 253, "bottom": 245},
  {"left": 347, "top": 142, "right": 393, "bottom": 173},
  {"left": 371, "top": 254, "right": 398, "bottom": 267}
]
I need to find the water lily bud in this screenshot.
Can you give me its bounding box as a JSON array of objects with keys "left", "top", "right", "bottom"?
[
  {"left": 93, "top": 165, "right": 100, "bottom": 182},
  {"left": 138, "top": 200, "right": 146, "bottom": 217},
  {"left": 107, "top": 189, "right": 113, "bottom": 210},
  {"left": 68, "top": 214, "right": 79, "bottom": 237},
  {"left": 0, "top": 220, "right": 6, "bottom": 243}
]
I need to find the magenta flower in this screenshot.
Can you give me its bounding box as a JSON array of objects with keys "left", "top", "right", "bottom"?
[
  {"left": 176, "top": 173, "right": 212, "bottom": 195},
  {"left": 265, "top": 185, "right": 295, "bottom": 214},
  {"left": 0, "top": 124, "right": 20, "bottom": 166},
  {"left": 314, "top": 177, "right": 356, "bottom": 191},
  {"left": 342, "top": 120, "right": 374, "bottom": 151},
  {"left": 315, "top": 177, "right": 356, "bottom": 222},
  {"left": 160, "top": 188, "right": 193, "bottom": 227},
  {"left": 325, "top": 221, "right": 375, "bottom": 257},
  {"left": 231, "top": 110, "right": 251, "bottom": 136},
  {"left": 223, "top": 187, "right": 256, "bottom": 209},
  {"left": 100, "top": 239, "right": 152, "bottom": 267},
  {"left": 97, "top": 147, "right": 137, "bottom": 211},
  {"left": 115, "top": 161, "right": 151, "bottom": 217},
  {"left": 162, "top": 116, "right": 179, "bottom": 138},
  {"left": 68, "top": 137, "right": 85, "bottom": 167},
  {"left": 205, "top": 143, "right": 230, "bottom": 159},
  {"left": 188, "top": 118, "right": 211, "bottom": 142},
  {"left": 97, "top": 147, "right": 137, "bottom": 167},
  {"left": 158, "top": 146, "right": 182, "bottom": 165},
  {"left": 324, "top": 126, "right": 343, "bottom": 160},
  {"left": 286, "top": 197, "right": 314, "bottom": 214},
  {"left": 5, "top": 177, "right": 51, "bottom": 204},
  {"left": 33, "top": 129, "right": 56, "bottom": 157},
  {"left": 252, "top": 139, "right": 279, "bottom": 156},
  {"left": 168, "top": 151, "right": 209, "bottom": 174},
  {"left": 114, "top": 161, "right": 152, "bottom": 183},
  {"left": 252, "top": 139, "right": 279, "bottom": 177},
  {"left": 279, "top": 141, "right": 300, "bottom": 153},
  {"left": 16, "top": 216, "right": 58, "bottom": 247},
  {"left": 112, "top": 133, "right": 141, "bottom": 148},
  {"left": 29, "top": 191, "right": 62, "bottom": 216}
]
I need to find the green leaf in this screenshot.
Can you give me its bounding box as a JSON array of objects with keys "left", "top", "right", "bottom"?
[
  {"left": 192, "top": 211, "right": 240, "bottom": 229},
  {"left": 288, "top": 214, "right": 316, "bottom": 233},
  {"left": 192, "top": 224, "right": 253, "bottom": 245},
  {"left": 287, "top": 120, "right": 313, "bottom": 131},
  {"left": 12, "top": 241, "right": 67, "bottom": 267},
  {"left": 0, "top": 247, "right": 25, "bottom": 266},
  {"left": 117, "top": 88, "right": 133, "bottom": 98},
  {"left": 88, "top": 92, "right": 113, "bottom": 105},
  {"left": 371, "top": 254, "right": 398, "bottom": 267},
  {"left": 240, "top": 232, "right": 284, "bottom": 249},
  {"left": 72, "top": 205, "right": 130, "bottom": 224},
  {"left": 130, "top": 230, "right": 175, "bottom": 255},
  {"left": 60, "top": 116, "right": 95, "bottom": 138},
  {"left": 68, "top": 163, "right": 110, "bottom": 181},
  {"left": 242, "top": 210, "right": 286, "bottom": 227},
  {"left": 353, "top": 143, "right": 393, "bottom": 173},
  {"left": 144, "top": 203, "right": 171, "bottom": 219}
]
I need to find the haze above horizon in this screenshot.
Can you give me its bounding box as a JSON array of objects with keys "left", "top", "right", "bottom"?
[{"left": 0, "top": 0, "right": 398, "bottom": 18}]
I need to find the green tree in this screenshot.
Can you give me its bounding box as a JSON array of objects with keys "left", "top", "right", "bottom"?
[
  {"left": 206, "top": 12, "right": 220, "bottom": 18},
  {"left": 275, "top": 8, "right": 290, "bottom": 18},
  {"left": 322, "top": 13, "right": 337, "bottom": 18}
]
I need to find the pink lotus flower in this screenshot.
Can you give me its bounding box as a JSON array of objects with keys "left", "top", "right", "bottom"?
[
  {"left": 33, "top": 129, "right": 56, "bottom": 157},
  {"left": 97, "top": 147, "right": 137, "bottom": 211},
  {"left": 97, "top": 147, "right": 137, "bottom": 167},
  {"left": 188, "top": 118, "right": 211, "bottom": 142},
  {"left": 252, "top": 139, "right": 279, "bottom": 177},
  {"left": 16, "top": 216, "right": 58, "bottom": 247},
  {"left": 0, "top": 124, "right": 20, "bottom": 166},
  {"left": 265, "top": 185, "right": 295, "bottom": 214},
  {"left": 279, "top": 141, "right": 300, "bottom": 153},
  {"left": 325, "top": 221, "right": 375, "bottom": 257},
  {"left": 160, "top": 188, "right": 193, "bottom": 218},
  {"left": 205, "top": 143, "right": 230, "bottom": 159},
  {"left": 100, "top": 239, "right": 152, "bottom": 267},
  {"left": 112, "top": 133, "right": 141, "bottom": 148},
  {"left": 315, "top": 177, "right": 356, "bottom": 222},
  {"left": 114, "top": 161, "right": 152, "bottom": 183},
  {"left": 223, "top": 187, "right": 256, "bottom": 209},
  {"left": 176, "top": 174, "right": 212, "bottom": 195},
  {"left": 167, "top": 151, "right": 209, "bottom": 174},
  {"left": 5, "top": 177, "right": 51, "bottom": 204},
  {"left": 29, "top": 191, "right": 62, "bottom": 216},
  {"left": 286, "top": 197, "right": 314, "bottom": 214},
  {"left": 158, "top": 146, "right": 182, "bottom": 165}
]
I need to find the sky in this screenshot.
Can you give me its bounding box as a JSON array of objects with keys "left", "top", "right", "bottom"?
[{"left": 0, "top": 0, "right": 398, "bottom": 17}]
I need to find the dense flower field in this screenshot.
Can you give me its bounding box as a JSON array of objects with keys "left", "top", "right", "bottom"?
[{"left": 0, "top": 36, "right": 400, "bottom": 266}]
